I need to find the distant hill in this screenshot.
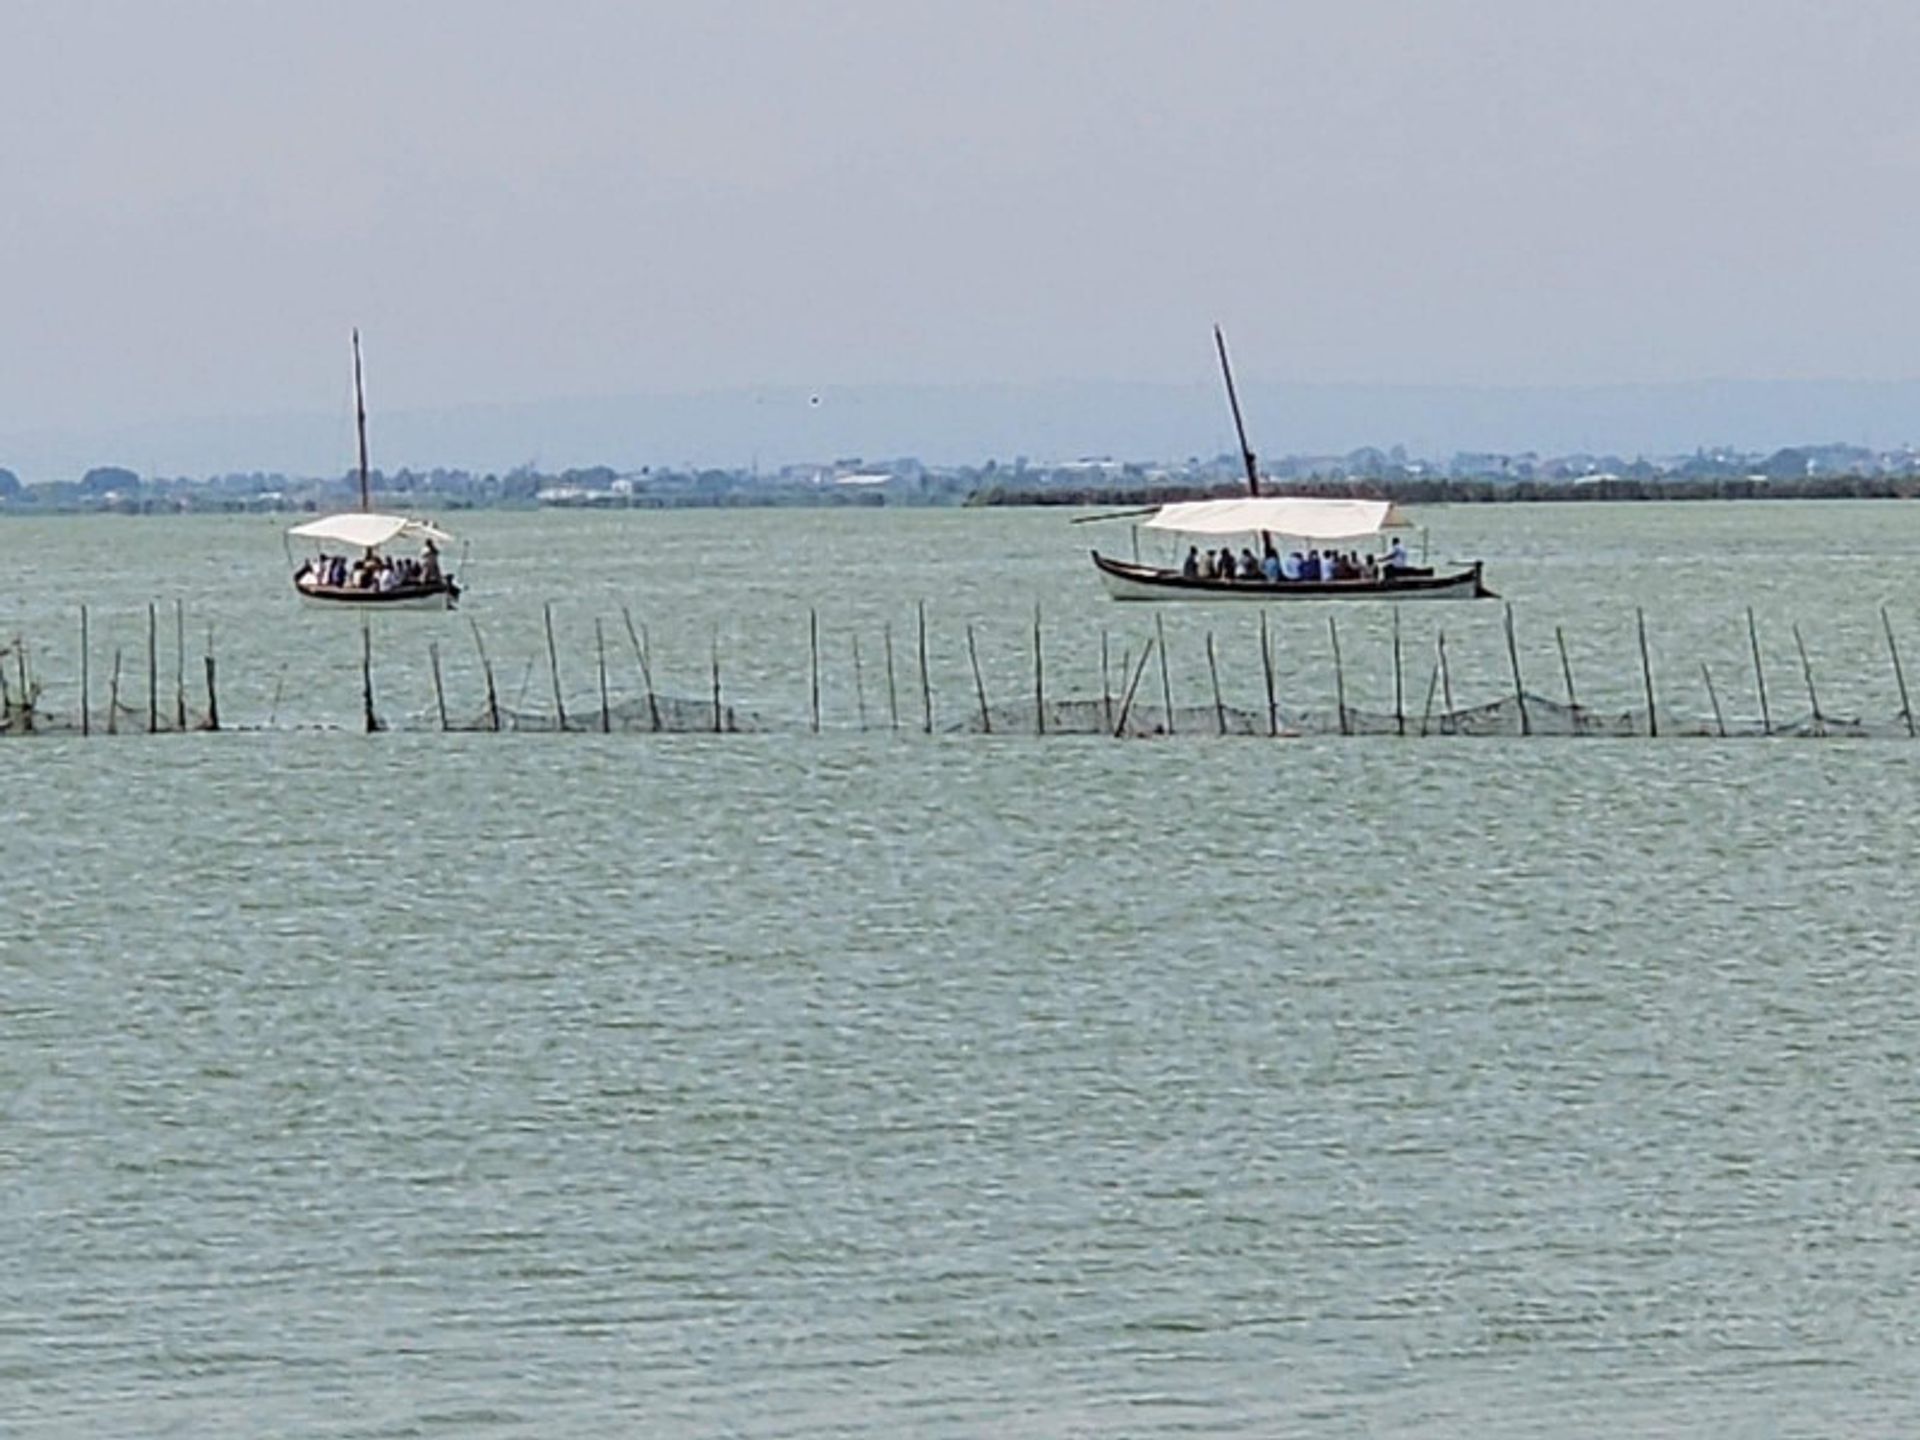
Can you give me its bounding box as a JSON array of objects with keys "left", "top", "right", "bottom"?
[{"left": 4, "top": 378, "right": 1920, "bottom": 483}]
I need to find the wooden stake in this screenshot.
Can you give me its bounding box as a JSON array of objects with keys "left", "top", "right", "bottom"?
[
  {"left": 917, "top": 600, "right": 933, "bottom": 735},
  {"left": 1793, "top": 622, "right": 1824, "bottom": 736},
  {"left": 1503, "top": 604, "right": 1530, "bottom": 736},
  {"left": 1154, "top": 612, "right": 1175, "bottom": 736},
  {"left": 1391, "top": 607, "right": 1405, "bottom": 737},
  {"left": 174, "top": 598, "right": 186, "bottom": 731},
  {"left": 1031, "top": 603, "right": 1046, "bottom": 736},
  {"left": 429, "top": 641, "right": 448, "bottom": 731},
  {"left": 620, "top": 607, "right": 661, "bottom": 732},
  {"left": 1328, "top": 615, "right": 1349, "bottom": 736},
  {"left": 1637, "top": 608, "right": 1658, "bottom": 738},
  {"left": 203, "top": 653, "right": 220, "bottom": 732},
  {"left": 711, "top": 634, "right": 724, "bottom": 733},
  {"left": 1, "top": 641, "right": 18, "bottom": 734},
  {"left": 1555, "top": 624, "right": 1579, "bottom": 730},
  {"left": 808, "top": 607, "right": 821, "bottom": 734},
  {"left": 1205, "top": 631, "right": 1226, "bottom": 735},
  {"left": 596, "top": 618, "right": 611, "bottom": 733},
  {"left": 107, "top": 647, "right": 121, "bottom": 735},
  {"left": 883, "top": 622, "right": 900, "bottom": 730},
  {"left": 361, "top": 618, "right": 378, "bottom": 734},
  {"left": 1112, "top": 637, "right": 1155, "bottom": 737},
  {"left": 1701, "top": 663, "right": 1726, "bottom": 737},
  {"left": 1437, "top": 630, "right": 1455, "bottom": 734},
  {"left": 852, "top": 634, "right": 868, "bottom": 731},
  {"left": 1418, "top": 654, "right": 1439, "bottom": 737},
  {"left": 1747, "top": 606, "right": 1772, "bottom": 737},
  {"left": 469, "top": 617, "right": 500, "bottom": 731},
  {"left": 78, "top": 602, "right": 88, "bottom": 737},
  {"left": 543, "top": 602, "right": 568, "bottom": 731},
  {"left": 147, "top": 601, "right": 158, "bottom": 734},
  {"left": 1260, "top": 610, "right": 1277, "bottom": 738},
  {"left": 965, "top": 623, "right": 992, "bottom": 733},
  {"left": 1884, "top": 606, "right": 1916, "bottom": 738},
  {"left": 1100, "top": 629, "right": 1114, "bottom": 732}
]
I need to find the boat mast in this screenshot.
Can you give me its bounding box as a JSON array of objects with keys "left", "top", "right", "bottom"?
[
  {"left": 1213, "top": 324, "right": 1260, "bottom": 497},
  {"left": 352, "top": 328, "right": 370, "bottom": 513}
]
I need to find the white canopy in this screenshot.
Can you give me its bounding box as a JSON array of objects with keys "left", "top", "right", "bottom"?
[
  {"left": 286, "top": 512, "right": 454, "bottom": 549},
  {"left": 1143, "top": 497, "right": 1407, "bottom": 541}
]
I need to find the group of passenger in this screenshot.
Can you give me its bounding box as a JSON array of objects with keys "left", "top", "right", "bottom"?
[
  {"left": 1182, "top": 537, "right": 1411, "bottom": 585},
  {"left": 297, "top": 540, "right": 445, "bottom": 593}
]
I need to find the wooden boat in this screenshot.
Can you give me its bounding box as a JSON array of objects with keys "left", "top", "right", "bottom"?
[
  {"left": 1093, "top": 548, "right": 1491, "bottom": 601},
  {"left": 1085, "top": 327, "right": 1494, "bottom": 603},
  {"left": 291, "top": 512, "right": 460, "bottom": 610},
  {"left": 287, "top": 330, "right": 462, "bottom": 611}
]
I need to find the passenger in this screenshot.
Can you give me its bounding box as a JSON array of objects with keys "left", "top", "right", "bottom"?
[
  {"left": 1362, "top": 553, "right": 1379, "bottom": 582},
  {"left": 1386, "top": 537, "right": 1410, "bottom": 572},
  {"left": 421, "top": 539, "right": 442, "bottom": 584},
  {"left": 1260, "top": 547, "right": 1282, "bottom": 582},
  {"left": 1238, "top": 547, "right": 1259, "bottom": 579},
  {"left": 1216, "top": 547, "right": 1236, "bottom": 580},
  {"left": 1282, "top": 550, "right": 1303, "bottom": 581},
  {"left": 1182, "top": 546, "right": 1200, "bottom": 579},
  {"left": 1302, "top": 549, "right": 1320, "bottom": 582},
  {"left": 1197, "top": 548, "right": 1216, "bottom": 580}
]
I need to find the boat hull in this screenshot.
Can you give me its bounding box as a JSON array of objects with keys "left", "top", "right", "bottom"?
[
  {"left": 1092, "top": 551, "right": 1494, "bottom": 601},
  {"left": 295, "top": 581, "right": 459, "bottom": 612}
]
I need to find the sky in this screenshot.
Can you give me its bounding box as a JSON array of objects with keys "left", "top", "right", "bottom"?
[{"left": 4, "top": 0, "right": 1920, "bottom": 470}]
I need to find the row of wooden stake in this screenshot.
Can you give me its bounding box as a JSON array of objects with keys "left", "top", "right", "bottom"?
[{"left": 7, "top": 598, "right": 1918, "bottom": 737}]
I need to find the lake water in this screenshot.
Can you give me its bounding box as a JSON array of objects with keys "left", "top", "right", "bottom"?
[{"left": 6, "top": 502, "right": 1920, "bottom": 1435}]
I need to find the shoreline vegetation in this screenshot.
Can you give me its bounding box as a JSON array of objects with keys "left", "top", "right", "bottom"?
[
  {"left": 4, "top": 455, "right": 1920, "bottom": 516},
  {"left": 970, "top": 473, "right": 1920, "bottom": 508}
]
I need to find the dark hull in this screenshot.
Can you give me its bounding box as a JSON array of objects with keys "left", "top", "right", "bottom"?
[
  {"left": 295, "top": 579, "right": 460, "bottom": 611},
  {"left": 1092, "top": 550, "right": 1494, "bottom": 601}
]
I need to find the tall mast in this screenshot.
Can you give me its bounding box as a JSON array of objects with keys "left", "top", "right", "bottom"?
[
  {"left": 352, "top": 328, "right": 370, "bottom": 513},
  {"left": 1214, "top": 324, "right": 1260, "bottom": 497}
]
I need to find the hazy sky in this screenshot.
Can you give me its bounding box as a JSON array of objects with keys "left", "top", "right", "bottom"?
[{"left": 5, "top": 0, "right": 1919, "bottom": 438}]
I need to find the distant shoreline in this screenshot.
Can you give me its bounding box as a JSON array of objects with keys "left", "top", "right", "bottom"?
[
  {"left": 970, "top": 475, "right": 1920, "bottom": 508},
  {"left": 6, "top": 472, "right": 1920, "bottom": 517}
]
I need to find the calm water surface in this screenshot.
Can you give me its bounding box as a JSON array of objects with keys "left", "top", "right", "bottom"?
[{"left": 5, "top": 504, "right": 1920, "bottom": 1435}]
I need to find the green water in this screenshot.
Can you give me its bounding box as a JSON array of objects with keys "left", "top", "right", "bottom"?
[{"left": 5, "top": 503, "right": 1920, "bottom": 1435}]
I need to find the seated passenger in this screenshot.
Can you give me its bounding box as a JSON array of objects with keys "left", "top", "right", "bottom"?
[
  {"left": 1282, "top": 550, "right": 1303, "bottom": 581},
  {"left": 1261, "top": 547, "right": 1282, "bottom": 582},
  {"left": 1302, "top": 550, "right": 1321, "bottom": 582},
  {"left": 1386, "top": 537, "right": 1410, "bottom": 571},
  {"left": 1182, "top": 546, "right": 1200, "bottom": 578},
  {"left": 1238, "top": 547, "right": 1259, "bottom": 579},
  {"left": 1197, "top": 548, "right": 1216, "bottom": 579}
]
